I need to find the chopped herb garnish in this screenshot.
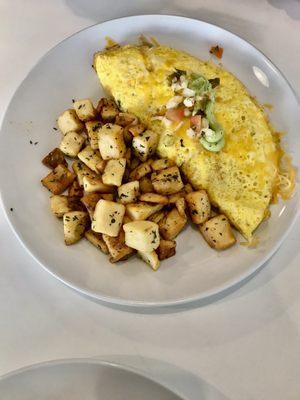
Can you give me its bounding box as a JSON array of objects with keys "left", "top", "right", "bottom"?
[
  {"left": 209, "top": 77, "right": 220, "bottom": 88},
  {"left": 10, "top": 208, "right": 13, "bottom": 212},
  {"left": 34, "top": 141, "right": 38, "bottom": 145},
  {"left": 180, "top": 139, "right": 185, "bottom": 147},
  {"left": 29, "top": 140, "right": 33, "bottom": 144},
  {"left": 72, "top": 99, "right": 75, "bottom": 103},
  {"left": 53, "top": 127, "right": 58, "bottom": 131}
]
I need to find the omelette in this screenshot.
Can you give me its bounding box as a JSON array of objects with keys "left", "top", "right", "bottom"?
[{"left": 94, "top": 43, "right": 287, "bottom": 241}]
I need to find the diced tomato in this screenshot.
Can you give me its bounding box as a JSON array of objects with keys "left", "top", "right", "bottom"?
[
  {"left": 209, "top": 45, "right": 224, "bottom": 59},
  {"left": 190, "top": 115, "right": 202, "bottom": 131},
  {"left": 165, "top": 108, "right": 185, "bottom": 122}
]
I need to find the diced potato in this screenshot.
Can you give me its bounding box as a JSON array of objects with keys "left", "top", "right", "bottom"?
[
  {"left": 72, "top": 160, "right": 97, "bottom": 186},
  {"left": 157, "top": 239, "right": 176, "bottom": 260},
  {"left": 175, "top": 197, "right": 186, "bottom": 217},
  {"left": 73, "top": 99, "right": 97, "bottom": 122},
  {"left": 124, "top": 148, "right": 132, "bottom": 166},
  {"left": 115, "top": 112, "right": 138, "bottom": 127},
  {"left": 67, "top": 196, "right": 86, "bottom": 212},
  {"left": 41, "top": 164, "right": 75, "bottom": 195},
  {"left": 126, "top": 202, "right": 163, "bottom": 221},
  {"left": 152, "top": 166, "right": 184, "bottom": 195},
  {"left": 148, "top": 210, "right": 166, "bottom": 224},
  {"left": 85, "top": 120, "right": 102, "bottom": 150},
  {"left": 200, "top": 215, "right": 236, "bottom": 250},
  {"left": 83, "top": 176, "right": 114, "bottom": 194},
  {"left": 92, "top": 200, "right": 125, "bottom": 237},
  {"left": 184, "top": 183, "right": 194, "bottom": 194},
  {"left": 59, "top": 131, "right": 85, "bottom": 157},
  {"left": 138, "top": 250, "right": 160, "bottom": 271},
  {"left": 58, "top": 109, "right": 84, "bottom": 135},
  {"left": 139, "top": 176, "right": 154, "bottom": 193},
  {"left": 185, "top": 190, "right": 211, "bottom": 224},
  {"left": 168, "top": 191, "right": 186, "bottom": 204},
  {"left": 103, "top": 229, "right": 135, "bottom": 262},
  {"left": 42, "top": 148, "right": 67, "bottom": 169},
  {"left": 102, "top": 158, "right": 126, "bottom": 186},
  {"left": 159, "top": 208, "right": 187, "bottom": 240},
  {"left": 139, "top": 193, "right": 168, "bottom": 205},
  {"left": 98, "top": 123, "right": 126, "bottom": 160},
  {"left": 123, "top": 220, "right": 160, "bottom": 252},
  {"left": 50, "top": 195, "right": 71, "bottom": 217},
  {"left": 78, "top": 145, "right": 104, "bottom": 172},
  {"left": 97, "top": 98, "right": 118, "bottom": 122},
  {"left": 85, "top": 229, "right": 109, "bottom": 254},
  {"left": 68, "top": 180, "right": 84, "bottom": 197},
  {"left": 151, "top": 158, "right": 174, "bottom": 171},
  {"left": 102, "top": 193, "right": 115, "bottom": 201},
  {"left": 127, "top": 124, "right": 145, "bottom": 137},
  {"left": 63, "top": 211, "right": 89, "bottom": 245},
  {"left": 129, "top": 161, "right": 152, "bottom": 181},
  {"left": 132, "top": 130, "right": 158, "bottom": 162},
  {"left": 118, "top": 181, "right": 139, "bottom": 204},
  {"left": 130, "top": 157, "right": 141, "bottom": 171},
  {"left": 123, "top": 215, "right": 132, "bottom": 225},
  {"left": 81, "top": 193, "right": 102, "bottom": 216}
]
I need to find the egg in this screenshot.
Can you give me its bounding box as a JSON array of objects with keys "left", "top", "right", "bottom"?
[{"left": 94, "top": 44, "right": 280, "bottom": 240}]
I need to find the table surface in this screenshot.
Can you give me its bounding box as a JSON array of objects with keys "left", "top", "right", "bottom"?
[{"left": 0, "top": 1, "right": 300, "bottom": 399}]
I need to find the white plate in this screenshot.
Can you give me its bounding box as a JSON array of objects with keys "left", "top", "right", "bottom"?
[
  {"left": 0, "top": 15, "right": 299, "bottom": 308},
  {"left": 0, "top": 359, "right": 184, "bottom": 400}
]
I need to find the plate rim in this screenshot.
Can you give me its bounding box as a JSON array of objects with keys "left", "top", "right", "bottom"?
[
  {"left": 0, "top": 14, "right": 299, "bottom": 308},
  {"left": 0, "top": 357, "right": 187, "bottom": 400}
]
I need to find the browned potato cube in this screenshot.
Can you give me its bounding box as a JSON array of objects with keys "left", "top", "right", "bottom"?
[
  {"left": 139, "top": 177, "right": 154, "bottom": 193},
  {"left": 129, "top": 161, "right": 152, "bottom": 181},
  {"left": 92, "top": 200, "right": 125, "bottom": 237},
  {"left": 138, "top": 250, "right": 160, "bottom": 271},
  {"left": 85, "top": 120, "right": 102, "bottom": 150},
  {"left": 98, "top": 123, "right": 126, "bottom": 160},
  {"left": 63, "top": 211, "right": 90, "bottom": 245},
  {"left": 126, "top": 202, "right": 163, "bottom": 221},
  {"left": 102, "top": 193, "right": 115, "bottom": 201},
  {"left": 78, "top": 145, "right": 104, "bottom": 172},
  {"left": 41, "top": 164, "right": 76, "bottom": 195},
  {"left": 97, "top": 98, "right": 119, "bottom": 122},
  {"left": 151, "top": 158, "right": 174, "bottom": 171},
  {"left": 139, "top": 193, "right": 168, "bottom": 205},
  {"left": 159, "top": 208, "right": 187, "bottom": 240},
  {"left": 132, "top": 130, "right": 158, "bottom": 162},
  {"left": 168, "top": 190, "right": 186, "bottom": 204},
  {"left": 129, "top": 157, "right": 141, "bottom": 171},
  {"left": 128, "top": 124, "right": 145, "bottom": 137},
  {"left": 115, "top": 113, "right": 137, "bottom": 127},
  {"left": 186, "top": 190, "right": 211, "bottom": 224},
  {"left": 67, "top": 196, "right": 86, "bottom": 212},
  {"left": 57, "top": 109, "right": 84, "bottom": 135},
  {"left": 103, "top": 229, "right": 135, "bottom": 262},
  {"left": 148, "top": 210, "right": 166, "bottom": 224},
  {"left": 81, "top": 193, "right": 102, "bottom": 216},
  {"left": 74, "top": 99, "right": 97, "bottom": 122},
  {"left": 184, "top": 183, "right": 194, "bottom": 194},
  {"left": 102, "top": 158, "right": 126, "bottom": 186},
  {"left": 152, "top": 166, "right": 184, "bottom": 195},
  {"left": 199, "top": 215, "right": 236, "bottom": 250},
  {"left": 85, "top": 229, "right": 109, "bottom": 254},
  {"left": 68, "top": 180, "right": 84, "bottom": 197},
  {"left": 50, "top": 195, "right": 71, "bottom": 217},
  {"left": 42, "top": 148, "right": 67, "bottom": 169},
  {"left": 60, "top": 131, "right": 85, "bottom": 157},
  {"left": 118, "top": 181, "right": 139, "bottom": 204},
  {"left": 72, "top": 160, "right": 98, "bottom": 187},
  {"left": 157, "top": 239, "right": 176, "bottom": 260},
  {"left": 83, "top": 176, "right": 114, "bottom": 194},
  {"left": 175, "top": 197, "right": 186, "bottom": 217}
]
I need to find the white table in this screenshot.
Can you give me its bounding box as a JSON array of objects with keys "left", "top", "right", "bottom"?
[{"left": 1, "top": 1, "right": 299, "bottom": 399}]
